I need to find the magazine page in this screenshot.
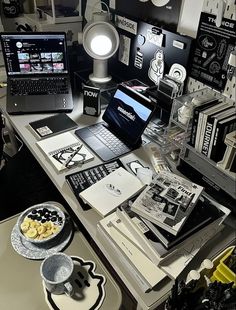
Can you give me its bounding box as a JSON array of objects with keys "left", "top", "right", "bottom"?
[{"left": 131, "top": 171, "right": 204, "bottom": 235}]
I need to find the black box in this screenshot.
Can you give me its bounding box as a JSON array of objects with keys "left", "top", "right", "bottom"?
[{"left": 83, "top": 85, "right": 101, "bottom": 116}]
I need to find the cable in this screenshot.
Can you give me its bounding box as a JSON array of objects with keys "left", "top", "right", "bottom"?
[
  {"left": 92, "top": 1, "right": 110, "bottom": 13},
  {"left": 15, "top": 134, "right": 24, "bottom": 152},
  {"left": 1, "top": 115, "right": 23, "bottom": 154},
  {"left": 1, "top": 115, "right": 6, "bottom": 145}
]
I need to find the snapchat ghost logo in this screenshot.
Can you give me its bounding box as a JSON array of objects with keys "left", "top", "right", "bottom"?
[
  {"left": 45, "top": 257, "right": 106, "bottom": 310},
  {"left": 148, "top": 49, "right": 164, "bottom": 85}
]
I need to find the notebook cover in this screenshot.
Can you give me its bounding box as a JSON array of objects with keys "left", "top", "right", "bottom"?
[
  {"left": 29, "top": 113, "right": 78, "bottom": 138},
  {"left": 36, "top": 131, "right": 94, "bottom": 171}
]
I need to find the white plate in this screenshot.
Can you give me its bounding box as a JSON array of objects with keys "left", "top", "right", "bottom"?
[{"left": 11, "top": 218, "right": 73, "bottom": 260}]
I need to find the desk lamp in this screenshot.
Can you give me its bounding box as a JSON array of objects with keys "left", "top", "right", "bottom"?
[{"left": 82, "top": 11, "right": 119, "bottom": 83}]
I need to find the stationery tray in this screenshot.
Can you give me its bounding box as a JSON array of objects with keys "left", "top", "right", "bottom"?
[
  {"left": 186, "top": 245, "right": 236, "bottom": 287},
  {"left": 11, "top": 216, "right": 73, "bottom": 260},
  {"left": 210, "top": 246, "right": 236, "bottom": 286}
]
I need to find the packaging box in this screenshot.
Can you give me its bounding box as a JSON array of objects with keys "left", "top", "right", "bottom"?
[{"left": 83, "top": 85, "right": 101, "bottom": 117}]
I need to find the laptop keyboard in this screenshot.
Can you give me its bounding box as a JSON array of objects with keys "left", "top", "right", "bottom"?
[
  {"left": 88, "top": 123, "right": 131, "bottom": 155},
  {"left": 10, "top": 77, "right": 69, "bottom": 96}
]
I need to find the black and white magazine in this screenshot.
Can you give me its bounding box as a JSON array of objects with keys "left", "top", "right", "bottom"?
[{"left": 131, "top": 171, "right": 204, "bottom": 235}]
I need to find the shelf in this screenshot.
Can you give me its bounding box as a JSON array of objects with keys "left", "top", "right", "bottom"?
[
  {"left": 164, "top": 88, "right": 235, "bottom": 211},
  {"left": 181, "top": 144, "right": 236, "bottom": 199}
]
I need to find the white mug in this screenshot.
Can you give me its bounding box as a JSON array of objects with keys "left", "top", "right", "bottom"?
[{"left": 40, "top": 252, "right": 74, "bottom": 296}]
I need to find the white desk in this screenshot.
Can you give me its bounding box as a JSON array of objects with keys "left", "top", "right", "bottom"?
[
  {"left": 0, "top": 213, "right": 122, "bottom": 310},
  {"left": 1, "top": 91, "right": 235, "bottom": 310}
]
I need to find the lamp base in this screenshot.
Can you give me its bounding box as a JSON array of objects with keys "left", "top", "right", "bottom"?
[{"left": 89, "top": 74, "right": 112, "bottom": 84}]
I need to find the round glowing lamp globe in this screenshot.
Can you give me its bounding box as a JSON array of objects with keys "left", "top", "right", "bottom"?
[{"left": 82, "top": 12, "right": 119, "bottom": 83}]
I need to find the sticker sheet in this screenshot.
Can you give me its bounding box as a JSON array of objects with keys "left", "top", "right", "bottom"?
[{"left": 190, "top": 12, "right": 236, "bottom": 92}]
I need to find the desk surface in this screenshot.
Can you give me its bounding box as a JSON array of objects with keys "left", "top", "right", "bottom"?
[
  {"left": 0, "top": 213, "right": 122, "bottom": 310},
  {"left": 1, "top": 91, "right": 235, "bottom": 310}
]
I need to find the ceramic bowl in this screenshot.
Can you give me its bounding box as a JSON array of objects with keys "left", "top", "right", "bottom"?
[{"left": 17, "top": 203, "right": 66, "bottom": 244}]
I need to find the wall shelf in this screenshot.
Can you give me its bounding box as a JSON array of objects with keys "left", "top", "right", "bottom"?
[{"left": 164, "top": 88, "right": 235, "bottom": 210}]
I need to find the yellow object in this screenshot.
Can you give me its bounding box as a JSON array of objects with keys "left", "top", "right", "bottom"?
[
  {"left": 25, "top": 228, "right": 38, "bottom": 239},
  {"left": 37, "top": 225, "right": 47, "bottom": 235},
  {"left": 211, "top": 246, "right": 236, "bottom": 287},
  {"left": 42, "top": 230, "right": 53, "bottom": 238},
  {"left": 52, "top": 225, "right": 59, "bottom": 234},
  {"left": 24, "top": 217, "right": 32, "bottom": 223},
  {"left": 20, "top": 222, "right": 30, "bottom": 233},
  {"left": 20, "top": 217, "right": 60, "bottom": 241},
  {"left": 30, "top": 221, "right": 38, "bottom": 228}
]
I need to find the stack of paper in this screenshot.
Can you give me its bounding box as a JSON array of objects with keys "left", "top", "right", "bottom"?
[{"left": 97, "top": 212, "right": 168, "bottom": 292}]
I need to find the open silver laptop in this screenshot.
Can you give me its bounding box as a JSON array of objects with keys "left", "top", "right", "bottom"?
[{"left": 0, "top": 32, "right": 73, "bottom": 114}]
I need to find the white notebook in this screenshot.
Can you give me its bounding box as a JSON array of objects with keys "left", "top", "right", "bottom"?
[
  {"left": 36, "top": 131, "right": 94, "bottom": 171},
  {"left": 79, "top": 167, "right": 145, "bottom": 217}
]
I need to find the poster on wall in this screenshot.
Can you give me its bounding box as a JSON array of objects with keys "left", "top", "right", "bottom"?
[
  {"left": 113, "top": 20, "right": 193, "bottom": 88},
  {"left": 189, "top": 12, "right": 236, "bottom": 92},
  {"left": 112, "top": 0, "right": 182, "bottom": 31}
]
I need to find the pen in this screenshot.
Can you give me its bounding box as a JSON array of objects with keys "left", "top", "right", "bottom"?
[{"left": 64, "top": 144, "right": 83, "bottom": 167}]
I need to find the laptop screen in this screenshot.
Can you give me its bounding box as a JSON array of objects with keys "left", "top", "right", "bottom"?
[
  {"left": 0, "top": 32, "right": 68, "bottom": 76},
  {"left": 103, "top": 84, "right": 155, "bottom": 146}
]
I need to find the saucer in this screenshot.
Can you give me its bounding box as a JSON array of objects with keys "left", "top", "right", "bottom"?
[
  {"left": 11, "top": 220, "right": 73, "bottom": 260},
  {"left": 44, "top": 256, "right": 106, "bottom": 310}
]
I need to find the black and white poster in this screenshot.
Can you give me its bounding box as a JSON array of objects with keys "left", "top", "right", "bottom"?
[
  {"left": 112, "top": 20, "right": 193, "bottom": 87},
  {"left": 190, "top": 12, "right": 236, "bottom": 92}
]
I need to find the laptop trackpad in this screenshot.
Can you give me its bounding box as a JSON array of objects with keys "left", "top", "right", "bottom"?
[
  {"left": 85, "top": 136, "right": 105, "bottom": 149},
  {"left": 25, "top": 95, "right": 56, "bottom": 111},
  {"left": 85, "top": 136, "right": 116, "bottom": 161}
]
